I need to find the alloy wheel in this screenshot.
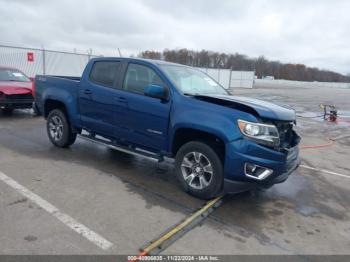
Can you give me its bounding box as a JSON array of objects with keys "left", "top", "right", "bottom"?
[
  {"left": 180, "top": 151, "right": 213, "bottom": 190},
  {"left": 49, "top": 115, "right": 63, "bottom": 141}
]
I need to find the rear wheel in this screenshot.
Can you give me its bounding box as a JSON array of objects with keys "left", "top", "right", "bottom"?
[
  {"left": 175, "top": 141, "right": 223, "bottom": 199},
  {"left": 47, "top": 109, "right": 77, "bottom": 147}
]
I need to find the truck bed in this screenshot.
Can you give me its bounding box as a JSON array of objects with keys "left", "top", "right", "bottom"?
[
  {"left": 46, "top": 75, "right": 81, "bottom": 81},
  {"left": 34, "top": 75, "right": 81, "bottom": 117}
]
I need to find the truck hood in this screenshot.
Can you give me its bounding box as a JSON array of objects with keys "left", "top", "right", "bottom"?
[
  {"left": 0, "top": 81, "right": 33, "bottom": 95},
  {"left": 195, "top": 94, "right": 296, "bottom": 121}
]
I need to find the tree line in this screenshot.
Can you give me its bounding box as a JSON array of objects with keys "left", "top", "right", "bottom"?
[{"left": 139, "top": 49, "right": 349, "bottom": 83}]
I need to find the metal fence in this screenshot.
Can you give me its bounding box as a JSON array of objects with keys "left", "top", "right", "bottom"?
[
  {"left": 196, "top": 67, "right": 255, "bottom": 90},
  {"left": 197, "top": 69, "right": 350, "bottom": 90},
  {"left": 0, "top": 44, "right": 255, "bottom": 89},
  {"left": 1, "top": 44, "right": 349, "bottom": 90},
  {"left": 0, "top": 44, "right": 99, "bottom": 77}
]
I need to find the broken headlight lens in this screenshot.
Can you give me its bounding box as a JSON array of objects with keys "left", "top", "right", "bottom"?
[{"left": 238, "top": 119, "right": 280, "bottom": 147}]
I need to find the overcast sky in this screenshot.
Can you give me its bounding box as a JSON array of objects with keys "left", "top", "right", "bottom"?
[{"left": 0, "top": 0, "right": 349, "bottom": 74}]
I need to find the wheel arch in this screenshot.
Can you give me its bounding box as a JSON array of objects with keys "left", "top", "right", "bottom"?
[
  {"left": 44, "top": 99, "right": 80, "bottom": 134},
  {"left": 44, "top": 99, "right": 67, "bottom": 118},
  {"left": 171, "top": 127, "right": 226, "bottom": 163}
]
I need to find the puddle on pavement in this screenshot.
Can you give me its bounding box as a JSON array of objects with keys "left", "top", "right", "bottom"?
[
  {"left": 296, "top": 112, "right": 322, "bottom": 118},
  {"left": 2, "top": 107, "right": 350, "bottom": 251},
  {"left": 209, "top": 165, "right": 350, "bottom": 247}
]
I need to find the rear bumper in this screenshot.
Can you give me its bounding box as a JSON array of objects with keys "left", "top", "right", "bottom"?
[
  {"left": 32, "top": 102, "right": 42, "bottom": 115},
  {"left": 223, "top": 138, "right": 300, "bottom": 194}
]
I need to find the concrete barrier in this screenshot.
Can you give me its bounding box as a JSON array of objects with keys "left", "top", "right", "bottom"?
[{"left": 254, "top": 79, "right": 350, "bottom": 89}]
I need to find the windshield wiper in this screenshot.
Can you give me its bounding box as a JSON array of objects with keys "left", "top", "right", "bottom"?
[
  {"left": 183, "top": 93, "right": 202, "bottom": 97},
  {"left": 6, "top": 79, "right": 28, "bottom": 82}
]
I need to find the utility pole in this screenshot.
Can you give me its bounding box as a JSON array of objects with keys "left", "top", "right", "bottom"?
[
  {"left": 41, "top": 45, "right": 46, "bottom": 75},
  {"left": 87, "top": 48, "right": 92, "bottom": 60},
  {"left": 229, "top": 67, "right": 233, "bottom": 91}
]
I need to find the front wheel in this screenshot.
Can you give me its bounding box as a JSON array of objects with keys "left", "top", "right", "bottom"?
[
  {"left": 175, "top": 141, "right": 224, "bottom": 199},
  {"left": 47, "top": 109, "right": 77, "bottom": 148}
]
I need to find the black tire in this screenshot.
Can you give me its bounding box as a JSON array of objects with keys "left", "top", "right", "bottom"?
[
  {"left": 47, "top": 109, "right": 77, "bottom": 148},
  {"left": 175, "top": 141, "right": 223, "bottom": 199}
]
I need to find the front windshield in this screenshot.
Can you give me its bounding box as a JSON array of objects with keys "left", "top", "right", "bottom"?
[
  {"left": 0, "top": 69, "right": 31, "bottom": 82},
  {"left": 159, "top": 64, "right": 228, "bottom": 96}
]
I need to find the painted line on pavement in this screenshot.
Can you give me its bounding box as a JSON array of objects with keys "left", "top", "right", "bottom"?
[
  {"left": 0, "top": 170, "right": 113, "bottom": 250},
  {"left": 300, "top": 164, "right": 350, "bottom": 179}
]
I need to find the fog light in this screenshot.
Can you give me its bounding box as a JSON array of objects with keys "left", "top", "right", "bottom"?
[{"left": 244, "top": 163, "right": 273, "bottom": 180}]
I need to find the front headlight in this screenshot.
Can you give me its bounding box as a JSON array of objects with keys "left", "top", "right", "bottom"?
[{"left": 237, "top": 119, "right": 280, "bottom": 147}]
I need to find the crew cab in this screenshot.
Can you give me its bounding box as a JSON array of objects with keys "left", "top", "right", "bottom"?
[
  {"left": 34, "top": 58, "right": 300, "bottom": 199},
  {"left": 0, "top": 67, "right": 34, "bottom": 114}
]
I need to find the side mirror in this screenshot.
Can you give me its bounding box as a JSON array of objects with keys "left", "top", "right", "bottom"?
[{"left": 144, "top": 84, "right": 168, "bottom": 101}]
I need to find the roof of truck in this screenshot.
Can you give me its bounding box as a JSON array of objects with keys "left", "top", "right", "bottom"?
[{"left": 91, "top": 57, "right": 187, "bottom": 67}]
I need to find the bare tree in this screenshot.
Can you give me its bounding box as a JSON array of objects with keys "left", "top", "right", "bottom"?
[{"left": 139, "top": 48, "right": 350, "bottom": 82}]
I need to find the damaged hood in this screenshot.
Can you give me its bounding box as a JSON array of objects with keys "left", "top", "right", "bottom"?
[
  {"left": 0, "top": 81, "right": 33, "bottom": 95},
  {"left": 195, "top": 94, "right": 296, "bottom": 121}
]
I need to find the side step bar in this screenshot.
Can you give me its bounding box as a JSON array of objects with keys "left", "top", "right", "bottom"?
[{"left": 79, "top": 134, "right": 164, "bottom": 162}]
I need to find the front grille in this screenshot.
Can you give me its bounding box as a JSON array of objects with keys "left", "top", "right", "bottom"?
[
  {"left": 1, "top": 94, "right": 34, "bottom": 108},
  {"left": 5, "top": 94, "right": 33, "bottom": 100},
  {"left": 275, "top": 121, "right": 300, "bottom": 149}
]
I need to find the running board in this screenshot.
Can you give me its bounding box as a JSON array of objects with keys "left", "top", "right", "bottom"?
[{"left": 78, "top": 134, "right": 164, "bottom": 162}]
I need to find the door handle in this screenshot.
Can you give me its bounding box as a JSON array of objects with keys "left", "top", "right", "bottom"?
[
  {"left": 84, "top": 89, "right": 92, "bottom": 95},
  {"left": 118, "top": 97, "right": 127, "bottom": 103}
]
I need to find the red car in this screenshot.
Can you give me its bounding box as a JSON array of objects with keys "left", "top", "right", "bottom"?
[{"left": 0, "top": 67, "right": 34, "bottom": 114}]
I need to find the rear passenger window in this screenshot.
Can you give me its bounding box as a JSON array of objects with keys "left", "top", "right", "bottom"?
[
  {"left": 123, "top": 63, "right": 165, "bottom": 95},
  {"left": 89, "top": 61, "right": 120, "bottom": 87}
]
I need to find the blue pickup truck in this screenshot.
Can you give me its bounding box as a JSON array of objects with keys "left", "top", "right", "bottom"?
[{"left": 35, "top": 57, "right": 300, "bottom": 199}]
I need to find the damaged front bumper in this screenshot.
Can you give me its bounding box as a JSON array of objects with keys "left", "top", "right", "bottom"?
[
  {"left": 223, "top": 135, "right": 300, "bottom": 194},
  {"left": 0, "top": 94, "right": 34, "bottom": 109}
]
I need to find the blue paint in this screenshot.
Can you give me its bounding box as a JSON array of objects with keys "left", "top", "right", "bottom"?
[{"left": 34, "top": 57, "right": 300, "bottom": 191}]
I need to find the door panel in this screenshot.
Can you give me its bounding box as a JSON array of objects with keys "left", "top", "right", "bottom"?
[
  {"left": 79, "top": 84, "right": 119, "bottom": 137},
  {"left": 122, "top": 92, "right": 171, "bottom": 150},
  {"left": 79, "top": 61, "right": 122, "bottom": 138},
  {"left": 120, "top": 63, "right": 171, "bottom": 151}
]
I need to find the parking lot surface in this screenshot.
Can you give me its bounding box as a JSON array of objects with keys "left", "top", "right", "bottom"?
[{"left": 0, "top": 86, "right": 349, "bottom": 255}]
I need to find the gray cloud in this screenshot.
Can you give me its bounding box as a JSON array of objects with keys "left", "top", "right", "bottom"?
[{"left": 0, "top": 0, "right": 349, "bottom": 74}]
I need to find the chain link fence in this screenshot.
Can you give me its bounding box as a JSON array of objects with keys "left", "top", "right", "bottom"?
[
  {"left": 0, "top": 44, "right": 255, "bottom": 90},
  {"left": 0, "top": 44, "right": 257, "bottom": 91},
  {"left": 0, "top": 44, "right": 100, "bottom": 77},
  {"left": 1, "top": 44, "right": 348, "bottom": 90}
]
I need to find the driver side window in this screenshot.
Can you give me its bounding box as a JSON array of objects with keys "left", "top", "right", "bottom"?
[{"left": 123, "top": 63, "right": 164, "bottom": 95}]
